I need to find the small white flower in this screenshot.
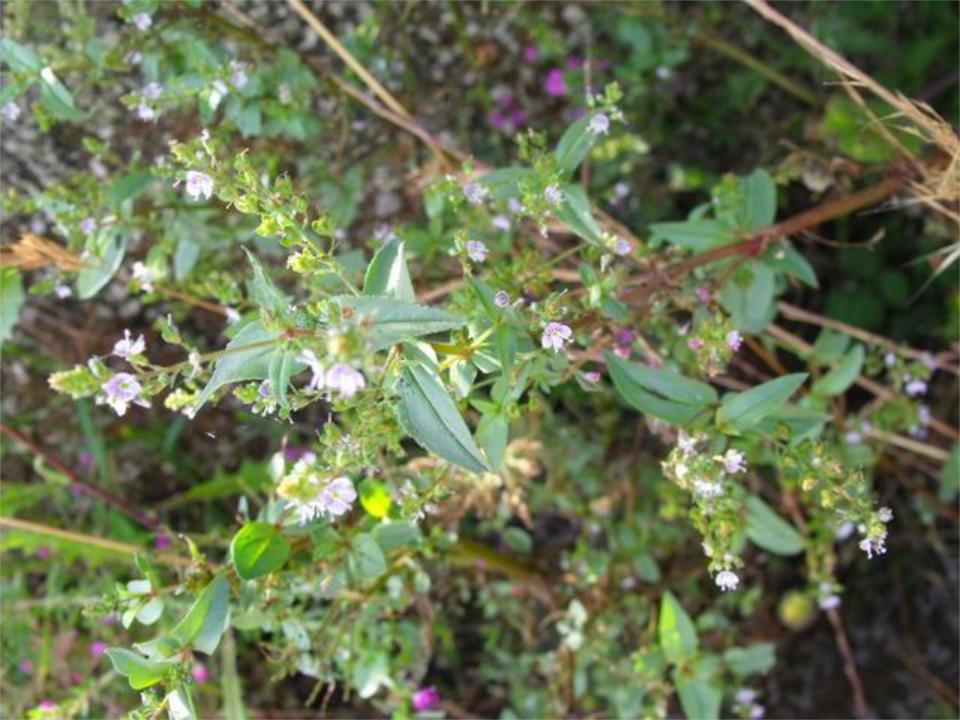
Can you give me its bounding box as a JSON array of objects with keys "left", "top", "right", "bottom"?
[
  {"left": 843, "top": 430, "right": 862, "bottom": 444},
  {"left": 507, "top": 197, "right": 524, "bottom": 214},
  {"left": 466, "top": 240, "right": 489, "bottom": 262},
  {"left": 588, "top": 112, "right": 610, "bottom": 135},
  {"left": 858, "top": 535, "right": 887, "bottom": 559},
  {"left": 184, "top": 171, "right": 214, "bottom": 202},
  {"left": 493, "top": 290, "right": 510, "bottom": 308},
  {"left": 905, "top": 379, "right": 927, "bottom": 397},
  {"left": 750, "top": 705, "right": 765, "bottom": 720},
  {"left": 278, "top": 83, "right": 292, "bottom": 104},
  {"left": 132, "top": 12, "right": 152, "bottom": 31},
  {"left": 325, "top": 363, "right": 366, "bottom": 398},
  {"left": 54, "top": 283, "right": 72, "bottom": 299},
  {"left": 2, "top": 102, "right": 21, "bottom": 122},
  {"left": 694, "top": 479, "right": 723, "bottom": 499},
  {"left": 920, "top": 352, "right": 936, "bottom": 370},
  {"left": 735, "top": 689, "right": 757, "bottom": 705},
  {"left": 224, "top": 307, "right": 241, "bottom": 324},
  {"left": 835, "top": 522, "right": 855, "bottom": 541},
  {"left": 373, "top": 224, "right": 398, "bottom": 244},
  {"left": 142, "top": 82, "right": 163, "bottom": 101},
  {"left": 299, "top": 349, "right": 325, "bottom": 392},
  {"left": 884, "top": 351, "right": 897, "bottom": 366},
  {"left": 613, "top": 181, "right": 630, "bottom": 199},
  {"left": 209, "top": 79, "right": 229, "bottom": 109},
  {"left": 136, "top": 102, "right": 156, "bottom": 121},
  {"left": 124, "top": 51, "right": 143, "bottom": 66},
  {"left": 819, "top": 594, "right": 841, "bottom": 610},
  {"left": 877, "top": 507, "right": 893, "bottom": 523},
  {"left": 715, "top": 570, "right": 739, "bottom": 591},
  {"left": 655, "top": 66, "right": 671, "bottom": 80},
  {"left": 131, "top": 262, "right": 159, "bottom": 292},
  {"left": 544, "top": 184, "right": 563, "bottom": 206},
  {"left": 721, "top": 448, "right": 747, "bottom": 474},
  {"left": 613, "top": 237, "right": 632, "bottom": 256},
  {"left": 726, "top": 330, "right": 743, "bottom": 352},
  {"left": 463, "top": 183, "right": 489, "bottom": 205},
  {"left": 318, "top": 476, "right": 357, "bottom": 517},
  {"left": 541, "top": 322, "right": 572, "bottom": 352},
  {"left": 80, "top": 217, "right": 97, "bottom": 235},
  {"left": 676, "top": 431, "right": 699, "bottom": 455},
  {"left": 491, "top": 214, "right": 511, "bottom": 232},
  {"left": 113, "top": 330, "right": 146, "bottom": 359},
  {"left": 101, "top": 373, "right": 145, "bottom": 416},
  {"left": 229, "top": 60, "right": 249, "bottom": 90}
]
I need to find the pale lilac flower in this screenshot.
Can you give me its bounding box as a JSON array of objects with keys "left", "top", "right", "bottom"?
[
  {"left": 715, "top": 570, "right": 739, "bottom": 591},
  {"left": 299, "top": 349, "right": 325, "bottom": 392},
  {"left": 101, "top": 373, "right": 144, "bottom": 416},
  {"left": 124, "top": 51, "right": 143, "bottom": 66},
  {"left": 544, "top": 68, "right": 567, "bottom": 96},
  {"left": 696, "top": 287, "right": 711, "bottom": 303},
  {"left": 884, "top": 352, "right": 896, "bottom": 366},
  {"left": 466, "top": 240, "right": 489, "bottom": 262},
  {"left": 726, "top": 330, "right": 743, "bottom": 352},
  {"left": 858, "top": 535, "right": 886, "bottom": 559},
  {"left": 184, "top": 171, "right": 214, "bottom": 201},
  {"left": 136, "top": 102, "right": 156, "bottom": 121},
  {"left": 37, "top": 701, "right": 57, "bottom": 712},
  {"left": 209, "top": 79, "right": 229, "bottom": 108},
  {"left": 905, "top": 379, "right": 927, "bottom": 397},
  {"left": 132, "top": 12, "right": 152, "bottom": 31},
  {"left": 229, "top": 60, "right": 249, "bottom": 89},
  {"left": 694, "top": 479, "right": 723, "bottom": 499},
  {"left": 843, "top": 430, "right": 862, "bottom": 445},
  {"left": 687, "top": 338, "right": 704, "bottom": 351},
  {"left": 614, "top": 346, "right": 630, "bottom": 359},
  {"left": 588, "top": 113, "right": 610, "bottom": 135},
  {"left": 90, "top": 641, "right": 108, "bottom": 661},
  {"left": 507, "top": 197, "right": 524, "bottom": 214},
  {"left": 318, "top": 476, "right": 356, "bottom": 517},
  {"left": 721, "top": 448, "right": 747, "bottom": 474},
  {"left": 655, "top": 66, "right": 672, "bottom": 80},
  {"left": 154, "top": 534, "right": 171, "bottom": 549},
  {"left": 192, "top": 664, "right": 209, "bottom": 684},
  {"left": 750, "top": 705, "right": 766, "bottom": 720},
  {"left": 735, "top": 689, "right": 756, "bottom": 705},
  {"left": 142, "top": 82, "right": 163, "bottom": 101},
  {"left": 463, "top": 183, "right": 489, "bottom": 205},
  {"left": 493, "top": 290, "right": 510, "bottom": 308},
  {"left": 491, "top": 214, "right": 511, "bottom": 232},
  {"left": 412, "top": 686, "right": 440, "bottom": 712},
  {"left": 541, "top": 322, "right": 572, "bottom": 352},
  {"left": 613, "top": 237, "right": 632, "bottom": 256},
  {"left": 3, "top": 102, "right": 21, "bottom": 122},
  {"left": 19, "top": 660, "right": 33, "bottom": 674},
  {"left": 113, "top": 330, "right": 146, "bottom": 359},
  {"left": 257, "top": 379, "right": 272, "bottom": 398},
  {"left": 677, "top": 432, "right": 699, "bottom": 455},
  {"left": 80, "top": 217, "right": 97, "bottom": 235},
  {"left": 584, "top": 371, "right": 601, "bottom": 384},
  {"left": 544, "top": 184, "right": 563, "bottom": 205},
  {"left": 131, "top": 262, "right": 158, "bottom": 292},
  {"left": 374, "top": 224, "right": 398, "bottom": 244},
  {"left": 920, "top": 352, "right": 937, "bottom": 371},
  {"left": 819, "top": 595, "right": 841, "bottom": 610},
  {"left": 325, "top": 363, "right": 366, "bottom": 398},
  {"left": 54, "top": 284, "right": 72, "bottom": 299},
  {"left": 834, "top": 522, "right": 855, "bottom": 541}
]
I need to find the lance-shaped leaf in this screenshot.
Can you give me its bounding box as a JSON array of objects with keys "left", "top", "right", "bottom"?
[
  {"left": 659, "top": 591, "right": 698, "bottom": 663},
  {"left": 716, "top": 373, "right": 808, "bottom": 432},
  {"left": 334, "top": 296, "right": 465, "bottom": 351},
  {"left": 555, "top": 116, "right": 600, "bottom": 177},
  {"left": 105, "top": 648, "right": 176, "bottom": 690},
  {"left": 811, "top": 344, "right": 864, "bottom": 397},
  {"left": 76, "top": 230, "right": 126, "bottom": 299},
  {"left": 745, "top": 495, "right": 805, "bottom": 556},
  {"left": 194, "top": 322, "right": 281, "bottom": 410},
  {"left": 605, "top": 352, "right": 717, "bottom": 425},
  {"left": 649, "top": 220, "right": 736, "bottom": 254},
  {"left": 397, "top": 364, "right": 489, "bottom": 473},
  {"left": 363, "top": 237, "right": 415, "bottom": 300},
  {"left": 243, "top": 249, "right": 289, "bottom": 317},
  {"left": 170, "top": 575, "right": 230, "bottom": 655},
  {"left": 555, "top": 184, "right": 605, "bottom": 245}
]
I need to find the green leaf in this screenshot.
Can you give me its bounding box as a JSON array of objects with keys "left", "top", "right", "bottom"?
[
  {"left": 555, "top": 184, "right": 605, "bottom": 245},
  {"left": 397, "top": 364, "right": 489, "bottom": 473},
  {"left": 105, "top": 648, "right": 174, "bottom": 690},
  {"left": 740, "top": 169, "right": 776, "bottom": 230},
  {"left": 76, "top": 230, "right": 127, "bottom": 299},
  {"left": 348, "top": 533, "right": 386, "bottom": 581},
  {"left": 674, "top": 672, "right": 721, "bottom": 720},
  {"left": 194, "top": 322, "right": 281, "bottom": 410},
  {"left": 811, "top": 345, "right": 864, "bottom": 396},
  {"left": 765, "top": 243, "right": 817, "bottom": 288},
  {"left": 940, "top": 443, "right": 960, "bottom": 502},
  {"left": 555, "top": 116, "right": 599, "bottom": 177},
  {"left": 811, "top": 329, "right": 850, "bottom": 364},
  {"left": 0, "top": 268, "right": 24, "bottom": 344},
  {"left": 363, "top": 237, "right": 415, "bottom": 300},
  {"left": 38, "top": 66, "right": 84, "bottom": 121},
  {"left": 174, "top": 237, "right": 201, "bottom": 280},
  {"left": 243, "top": 250, "right": 289, "bottom": 316},
  {"left": 724, "top": 643, "right": 776, "bottom": 676},
  {"left": 373, "top": 521, "right": 421, "bottom": 552},
  {"left": 167, "top": 685, "right": 198, "bottom": 720},
  {"left": 230, "top": 522, "right": 290, "bottom": 580},
  {"left": 479, "top": 167, "right": 529, "bottom": 201},
  {"left": 170, "top": 575, "right": 230, "bottom": 655},
  {"left": 717, "top": 373, "right": 807, "bottom": 432},
  {"left": 720, "top": 260, "right": 776, "bottom": 334},
  {"left": 649, "top": 220, "right": 735, "bottom": 254},
  {"left": 476, "top": 413, "right": 508, "bottom": 471},
  {"left": 220, "top": 632, "right": 247, "bottom": 720},
  {"left": 0, "top": 38, "right": 43, "bottom": 73},
  {"left": 106, "top": 170, "right": 155, "bottom": 208},
  {"left": 605, "top": 352, "right": 717, "bottom": 425},
  {"left": 659, "top": 591, "right": 698, "bottom": 663},
  {"left": 333, "top": 296, "right": 465, "bottom": 351},
  {"left": 745, "top": 495, "right": 805, "bottom": 555}
]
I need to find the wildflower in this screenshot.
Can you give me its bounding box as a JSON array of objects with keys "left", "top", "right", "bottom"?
[
  {"left": 325, "top": 363, "right": 366, "bottom": 398},
  {"left": 735, "top": 689, "right": 756, "bottom": 705},
  {"left": 588, "top": 112, "right": 610, "bottom": 135},
  {"left": 54, "top": 284, "right": 72, "bottom": 299},
  {"left": 544, "top": 184, "right": 563, "bottom": 205},
  {"left": 124, "top": 51, "right": 142, "bottom": 66},
  {"left": 142, "top": 82, "right": 163, "bottom": 101},
  {"left": 541, "top": 322, "right": 572, "bottom": 352},
  {"left": 544, "top": 68, "right": 567, "bottom": 96},
  {"left": 463, "top": 183, "right": 489, "bottom": 205},
  {"left": 3, "top": 102, "right": 21, "bottom": 122},
  {"left": 858, "top": 535, "right": 886, "bottom": 559},
  {"left": 493, "top": 290, "right": 510, "bottom": 308},
  {"left": 466, "top": 240, "right": 489, "bottom": 262},
  {"left": 507, "top": 197, "right": 524, "bottom": 214},
  {"left": 715, "top": 570, "right": 739, "bottom": 591},
  {"left": 318, "top": 476, "right": 357, "bottom": 517},
  {"left": 100, "top": 373, "right": 145, "bottom": 416},
  {"left": 613, "top": 237, "right": 632, "bottom": 256},
  {"left": 523, "top": 45, "right": 538, "bottom": 63},
  {"left": 694, "top": 479, "right": 723, "bottom": 499},
  {"left": 36, "top": 701, "right": 58, "bottom": 713},
  {"left": 132, "top": 12, "right": 152, "bottom": 31},
  {"left": 192, "top": 664, "right": 210, "bottom": 684},
  {"left": 300, "top": 349, "right": 325, "bottom": 392},
  {"left": 884, "top": 351, "right": 896, "bottom": 366},
  {"left": 920, "top": 352, "right": 937, "bottom": 370},
  {"left": 655, "top": 66, "right": 671, "bottom": 80},
  {"left": 19, "top": 660, "right": 33, "bottom": 674},
  {"left": 224, "top": 307, "right": 241, "bottom": 324},
  {"left": 844, "top": 430, "right": 862, "bottom": 444},
  {"left": 491, "top": 214, "right": 511, "bottom": 232},
  {"left": 676, "top": 431, "right": 699, "bottom": 455},
  {"left": 113, "top": 330, "right": 146, "bottom": 359},
  {"left": 721, "top": 448, "right": 747, "bottom": 474},
  {"left": 726, "top": 330, "right": 743, "bottom": 352},
  {"left": 819, "top": 595, "right": 841, "bottom": 610},
  {"left": 154, "top": 534, "right": 171, "bottom": 549},
  {"left": 878, "top": 507, "right": 893, "bottom": 523},
  {"left": 905, "top": 379, "right": 927, "bottom": 397},
  {"left": 696, "top": 286, "right": 711, "bottom": 303},
  {"left": 184, "top": 171, "right": 214, "bottom": 202},
  {"left": 90, "top": 641, "right": 108, "bottom": 661},
  {"left": 131, "top": 262, "right": 159, "bottom": 292},
  {"left": 374, "top": 224, "right": 398, "bottom": 244},
  {"left": 412, "top": 686, "right": 441, "bottom": 712},
  {"left": 584, "top": 371, "right": 601, "bottom": 384},
  {"left": 257, "top": 379, "right": 272, "bottom": 398},
  {"left": 209, "top": 79, "right": 229, "bottom": 109},
  {"left": 229, "top": 60, "right": 249, "bottom": 89},
  {"left": 687, "top": 338, "right": 704, "bottom": 351},
  {"left": 80, "top": 217, "right": 97, "bottom": 235},
  {"left": 136, "top": 103, "right": 156, "bottom": 121}
]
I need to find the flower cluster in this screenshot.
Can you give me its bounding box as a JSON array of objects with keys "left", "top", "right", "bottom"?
[{"left": 276, "top": 453, "right": 357, "bottom": 523}]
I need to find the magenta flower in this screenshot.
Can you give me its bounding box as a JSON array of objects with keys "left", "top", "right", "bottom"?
[
  {"left": 192, "top": 663, "right": 210, "bottom": 684},
  {"left": 544, "top": 68, "right": 567, "bottom": 97},
  {"left": 412, "top": 686, "right": 440, "bottom": 712},
  {"left": 523, "top": 45, "right": 538, "bottom": 63},
  {"left": 508, "top": 108, "right": 527, "bottom": 127},
  {"left": 566, "top": 56, "right": 583, "bottom": 70},
  {"left": 19, "top": 659, "right": 33, "bottom": 674},
  {"left": 35, "top": 547, "right": 51, "bottom": 560},
  {"left": 37, "top": 700, "right": 57, "bottom": 712},
  {"left": 154, "top": 534, "right": 171, "bottom": 550},
  {"left": 488, "top": 108, "right": 507, "bottom": 130},
  {"left": 90, "top": 641, "right": 108, "bottom": 661}
]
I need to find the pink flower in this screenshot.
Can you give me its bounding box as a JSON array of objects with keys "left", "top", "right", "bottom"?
[
  {"left": 541, "top": 322, "right": 572, "bottom": 352},
  {"left": 37, "top": 701, "right": 57, "bottom": 712},
  {"left": 488, "top": 109, "right": 507, "bottom": 130},
  {"left": 566, "top": 56, "right": 583, "bottom": 70},
  {"left": 687, "top": 338, "right": 705, "bottom": 351},
  {"left": 90, "top": 641, "right": 108, "bottom": 661},
  {"left": 19, "top": 660, "right": 33, "bottom": 674},
  {"left": 726, "top": 330, "right": 743, "bottom": 352},
  {"left": 585, "top": 371, "right": 601, "bottom": 384},
  {"left": 544, "top": 68, "right": 567, "bottom": 97},
  {"left": 192, "top": 663, "right": 210, "bottom": 684},
  {"left": 696, "top": 287, "right": 712, "bottom": 303},
  {"left": 35, "top": 547, "right": 51, "bottom": 560},
  {"left": 508, "top": 108, "right": 527, "bottom": 127},
  {"left": 523, "top": 45, "right": 538, "bottom": 63},
  {"left": 412, "top": 686, "right": 440, "bottom": 712}
]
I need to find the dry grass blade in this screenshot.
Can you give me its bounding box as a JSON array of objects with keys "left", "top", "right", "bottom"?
[{"left": 0, "top": 234, "right": 88, "bottom": 271}]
